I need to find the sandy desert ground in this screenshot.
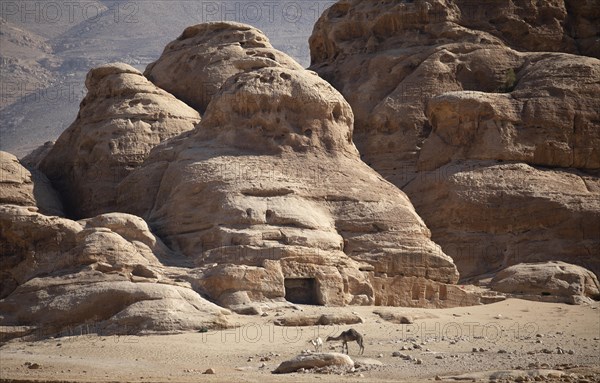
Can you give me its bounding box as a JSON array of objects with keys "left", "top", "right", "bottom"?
[{"left": 1, "top": 299, "right": 599, "bottom": 383}]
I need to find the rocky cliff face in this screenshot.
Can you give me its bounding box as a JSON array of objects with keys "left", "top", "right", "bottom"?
[
  {"left": 3, "top": 2, "right": 598, "bottom": 340},
  {"left": 1, "top": 20, "right": 485, "bottom": 341},
  {"left": 309, "top": 0, "right": 600, "bottom": 279},
  {"left": 1, "top": 153, "right": 230, "bottom": 339},
  {"left": 120, "top": 55, "right": 467, "bottom": 310}
]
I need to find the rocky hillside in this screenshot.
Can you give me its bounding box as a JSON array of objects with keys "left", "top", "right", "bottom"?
[
  {"left": 1, "top": 2, "right": 599, "bottom": 341},
  {"left": 1, "top": 20, "right": 482, "bottom": 342},
  {"left": 308, "top": 0, "right": 600, "bottom": 280},
  {"left": 0, "top": 18, "right": 56, "bottom": 109}
]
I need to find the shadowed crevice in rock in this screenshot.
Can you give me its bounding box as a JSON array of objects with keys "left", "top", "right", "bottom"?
[{"left": 36, "top": 63, "right": 201, "bottom": 219}]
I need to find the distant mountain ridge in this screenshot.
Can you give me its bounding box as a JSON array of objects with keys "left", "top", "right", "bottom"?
[{"left": 0, "top": 0, "right": 333, "bottom": 156}]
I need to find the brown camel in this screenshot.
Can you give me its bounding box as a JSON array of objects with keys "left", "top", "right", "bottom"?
[{"left": 326, "top": 328, "right": 364, "bottom": 355}]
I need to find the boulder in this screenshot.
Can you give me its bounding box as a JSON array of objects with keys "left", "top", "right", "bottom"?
[
  {"left": 490, "top": 261, "right": 600, "bottom": 304},
  {"left": 38, "top": 63, "right": 200, "bottom": 218},
  {"left": 273, "top": 352, "right": 354, "bottom": 374},
  {"left": 0, "top": 205, "right": 230, "bottom": 339},
  {"left": 274, "top": 313, "right": 363, "bottom": 327},
  {"left": 373, "top": 311, "right": 412, "bottom": 324},
  {"left": 0, "top": 273, "right": 230, "bottom": 336},
  {"left": 353, "top": 357, "right": 383, "bottom": 368},
  {"left": 144, "top": 22, "right": 303, "bottom": 113}
]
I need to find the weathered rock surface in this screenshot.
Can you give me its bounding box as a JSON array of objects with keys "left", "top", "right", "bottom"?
[
  {"left": 0, "top": 151, "right": 63, "bottom": 216},
  {"left": 1, "top": 274, "right": 230, "bottom": 337},
  {"left": 353, "top": 357, "right": 383, "bottom": 369},
  {"left": 490, "top": 261, "right": 600, "bottom": 304},
  {"left": 118, "top": 64, "right": 469, "bottom": 309},
  {"left": 0, "top": 205, "right": 230, "bottom": 340},
  {"left": 144, "top": 22, "right": 304, "bottom": 113},
  {"left": 309, "top": 0, "right": 600, "bottom": 280},
  {"left": 7, "top": 1, "right": 599, "bottom": 342},
  {"left": 405, "top": 161, "right": 600, "bottom": 278},
  {"left": 37, "top": 63, "right": 200, "bottom": 218},
  {"left": 273, "top": 352, "right": 354, "bottom": 373},
  {"left": 310, "top": 0, "right": 600, "bottom": 182},
  {"left": 1, "top": 151, "right": 38, "bottom": 209},
  {"left": 419, "top": 54, "right": 600, "bottom": 171},
  {"left": 456, "top": 0, "right": 599, "bottom": 57}
]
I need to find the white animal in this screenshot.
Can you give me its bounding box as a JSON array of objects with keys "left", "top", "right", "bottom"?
[{"left": 308, "top": 337, "right": 323, "bottom": 352}]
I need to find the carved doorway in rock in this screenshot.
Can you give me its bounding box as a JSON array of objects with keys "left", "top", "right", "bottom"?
[{"left": 284, "top": 278, "right": 320, "bottom": 305}]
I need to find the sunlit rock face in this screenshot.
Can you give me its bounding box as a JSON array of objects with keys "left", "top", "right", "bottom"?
[
  {"left": 309, "top": 0, "right": 600, "bottom": 280},
  {"left": 38, "top": 63, "right": 200, "bottom": 219},
  {"left": 118, "top": 63, "right": 467, "bottom": 310},
  {"left": 144, "top": 22, "right": 304, "bottom": 114}
]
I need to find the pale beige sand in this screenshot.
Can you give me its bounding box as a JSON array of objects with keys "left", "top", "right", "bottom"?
[{"left": 1, "top": 299, "right": 599, "bottom": 382}]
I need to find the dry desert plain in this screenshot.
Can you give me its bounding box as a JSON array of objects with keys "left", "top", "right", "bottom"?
[{"left": 1, "top": 299, "right": 599, "bottom": 383}]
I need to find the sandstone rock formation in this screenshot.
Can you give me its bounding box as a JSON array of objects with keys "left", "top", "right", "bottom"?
[
  {"left": 309, "top": 0, "right": 600, "bottom": 280},
  {"left": 0, "top": 151, "right": 63, "bottom": 216},
  {"left": 118, "top": 64, "right": 477, "bottom": 310},
  {"left": 310, "top": 0, "right": 600, "bottom": 182},
  {"left": 419, "top": 54, "right": 600, "bottom": 171},
  {"left": 1, "top": 17, "right": 493, "bottom": 341},
  {"left": 405, "top": 162, "right": 600, "bottom": 278},
  {"left": 0, "top": 205, "right": 230, "bottom": 340},
  {"left": 144, "top": 22, "right": 304, "bottom": 113},
  {"left": 490, "top": 261, "right": 600, "bottom": 304},
  {"left": 6, "top": 2, "right": 599, "bottom": 342},
  {"left": 1, "top": 151, "right": 38, "bottom": 209},
  {"left": 456, "top": 0, "right": 599, "bottom": 57},
  {"left": 37, "top": 63, "right": 200, "bottom": 218}
]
